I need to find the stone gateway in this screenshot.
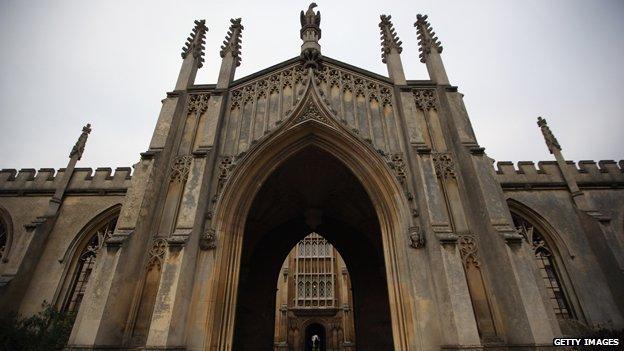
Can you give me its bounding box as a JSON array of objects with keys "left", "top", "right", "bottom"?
[{"left": 0, "top": 4, "right": 622, "bottom": 351}]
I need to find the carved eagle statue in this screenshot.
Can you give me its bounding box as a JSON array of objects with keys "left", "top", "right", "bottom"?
[{"left": 300, "top": 3, "right": 321, "bottom": 28}]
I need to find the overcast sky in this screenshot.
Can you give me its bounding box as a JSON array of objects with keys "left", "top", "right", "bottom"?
[{"left": 1, "top": 0, "right": 622, "bottom": 171}]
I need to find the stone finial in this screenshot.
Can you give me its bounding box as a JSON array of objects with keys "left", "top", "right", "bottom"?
[
  {"left": 181, "top": 19, "right": 208, "bottom": 68},
  {"left": 537, "top": 117, "right": 561, "bottom": 154},
  {"left": 414, "top": 14, "right": 443, "bottom": 63},
  {"left": 379, "top": 15, "right": 403, "bottom": 63},
  {"left": 300, "top": 3, "right": 321, "bottom": 40},
  {"left": 220, "top": 18, "right": 244, "bottom": 67},
  {"left": 69, "top": 123, "right": 92, "bottom": 160},
  {"left": 300, "top": 3, "right": 322, "bottom": 69}
]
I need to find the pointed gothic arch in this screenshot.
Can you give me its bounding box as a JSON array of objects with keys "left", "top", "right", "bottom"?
[
  {"left": 506, "top": 199, "right": 584, "bottom": 324},
  {"left": 0, "top": 206, "right": 13, "bottom": 263},
  {"left": 54, "top": 204, "right": 121, "bottom": 313},
  {"left": 205, "top": 75, "right": 417, "bottom": 350}
]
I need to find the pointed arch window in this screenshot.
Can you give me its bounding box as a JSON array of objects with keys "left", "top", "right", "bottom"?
[
  {"left": 63, "top": 215, "right": 118, "bottom": 313},
  {"left": 512, "top": 213, "right": 574, "bottom": 319}
]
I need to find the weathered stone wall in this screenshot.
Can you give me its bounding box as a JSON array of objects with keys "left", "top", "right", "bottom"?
[
  {"left": 0, "top": 167, "right": 130, "bottom": 315},
  {"left": 497, "top": 160, "right": 624, "bottom": 328}
]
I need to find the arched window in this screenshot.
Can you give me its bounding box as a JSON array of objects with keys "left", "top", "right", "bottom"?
[
  {"left": 511, "top": 212, "right": 574, "bottom": 319},
  {"left": 63, "top": 214, "right": 118, "bottom": 313}
]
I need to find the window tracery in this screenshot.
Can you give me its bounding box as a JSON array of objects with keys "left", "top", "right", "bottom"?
[
  {"left": 294, "top": 233, "right": 335, "bottom": 307},
  {"left": 512, "top": 213, "right": 574, "bottom": 319}
]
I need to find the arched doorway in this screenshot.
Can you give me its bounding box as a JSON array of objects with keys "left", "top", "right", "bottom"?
[
  {"left": 305, "top": 323, "right": 326, "bottom": 351},
  {"left": 231, "top": 147, "right": 394, "bottom": 350}
]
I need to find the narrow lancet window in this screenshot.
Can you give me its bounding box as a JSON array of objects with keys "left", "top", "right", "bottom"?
[{"left": 512, "top": 213, "right": 574, "bottom": 319}]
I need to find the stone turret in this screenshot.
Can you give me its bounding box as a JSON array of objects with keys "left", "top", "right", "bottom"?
[
  {"left": 300, "top": 3, "right": 322, "bottom": 69},
  {"left": 414, "top": 14, "right": 448, "bottom": 84},
  {"left": 176, "top": 20, "right": 208, "bottom": 90}
]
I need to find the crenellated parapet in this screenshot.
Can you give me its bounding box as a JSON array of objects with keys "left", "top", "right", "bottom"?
[
  {"left": 495, "top": 160, "right": 624, "bottom": 189},
  {"left": 0, "top": 167, "right": 132, "bottom": 195}
]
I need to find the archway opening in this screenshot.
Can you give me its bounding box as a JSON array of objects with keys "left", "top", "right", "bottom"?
[
  {"left": 305, "top": 323, "right": 326, "bottom": 351},
  {"left": 232, "top": 146, "right": 394, "bottom": 350}
]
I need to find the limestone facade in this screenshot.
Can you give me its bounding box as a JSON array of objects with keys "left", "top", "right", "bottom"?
[{"left": 0, "top": 4, "right": 622, "bottom": 351}]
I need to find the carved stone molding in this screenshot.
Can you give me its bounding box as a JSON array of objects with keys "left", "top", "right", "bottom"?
[
  {"left": 432, "top": 152, "right": 456, "bottom": 179},
  {"left": 199, "top": 228, "right": 217, "bottom": 250},
  {"left": 148, "top": 238, "right": 168, "bottom": 268},
  {"left": 170, "top": 155, "right": 193, "bottom": 182},
  {"left": 188, "top": 93, "right": 210, "bottom": 114},
  {"left": 413, "top": 89, "right": 437, "bottom": 111},
  {"left": 294, "top": 100, "right": 330, "bottom": 124},
  {"left": 409, "top": 226, "right": 425, "bottom": 249},
  {"left": 458, "top": 235, "right": 480, "bottom": 268}
]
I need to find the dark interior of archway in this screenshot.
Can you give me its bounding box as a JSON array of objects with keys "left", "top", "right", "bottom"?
[
  {"left": 232, "top": 147, "right": 393, "bottom": 351},
  {"left": 305, "top": 323, "right": 326, "bottom": 351}
]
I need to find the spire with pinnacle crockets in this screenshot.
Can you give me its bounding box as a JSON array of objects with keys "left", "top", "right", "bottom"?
[
  {"left": 220, "top": 18, "right": 244, "bottom": 67},
  {"left": 379, "top": 15, "right": 403, "bottom": 63},
  {"left": 69, "top": 123, "right": 92, "bottom": 160},
  {"left": 181, "top": 20, "right": 208, "bottom": 68},
  {"left": 300, "top": 3, "right": 322, "bottom": 69},
  {"left": 414, "top": 14, "right": 442, "bottom": 63},
  {"left": 537, "top": 117, "right": 561, "bottom": 154},
  {"left": 414, "top": 14, "right": 448, "bottom": 84}
]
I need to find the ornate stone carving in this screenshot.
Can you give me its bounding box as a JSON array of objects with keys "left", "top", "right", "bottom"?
[
  {"left": 432, "top": 152, "right": 456, "bottom": 179},
  {"left": 220, "top": 18, "right": 244, "bottom": 67},
  {"left": 214, "top": 156, "right": 235, "bottom": 202},
  {"left": 413, "top": 89, "right": 437, "bottom": 111},
  {"left": 537, "top": 116, "right": 561, "bottom": 154},
  {"left": 148, "top": 238, "right": 168, "bottom": 268},
  {"left": 409, "top": 226, "right": 425, "bottom": 249},
  {"left": 458, "top": 235, "right": 480, "bottom": 268},
  {"left": 188, "top": 93, "right": 210, "bottom": 114},
  {"left": 170, "top": 155, "right": 193, "bottom": 182},
  {"left": 294, "top": 100, "right": 330, "bottom": 124},
  {"left": 181, "top": 19, "right": 208, "bottom": 68},
  {"left": 199, "top": 228, "right": 216, "bottom": 250},
  {"left": 300, "top": 3, "right": 322, "bottom": 69},
  {"left": 386, "top": 153, "right": 407, "bottom": 185},
  {"left": 414, "top": 14, "right": 443, "bottom": 63},
  {"left": 379, "top": 15, "right": 403, "bottom": 63},
  {"left": 69, "top": 123, "right": 92, "bottom": 160}
]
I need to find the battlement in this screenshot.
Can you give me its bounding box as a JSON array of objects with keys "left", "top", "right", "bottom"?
[
  {"left": 495, "top": 160, "right": 624, "bottom": 189},
  {"left": 0, "top": 167, "right": 132, "bottom": 195}
]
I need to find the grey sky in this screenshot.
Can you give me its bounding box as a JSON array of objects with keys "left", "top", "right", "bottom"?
[{"left": 1, "top": 0, "right": 622, "bottom": 170}]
